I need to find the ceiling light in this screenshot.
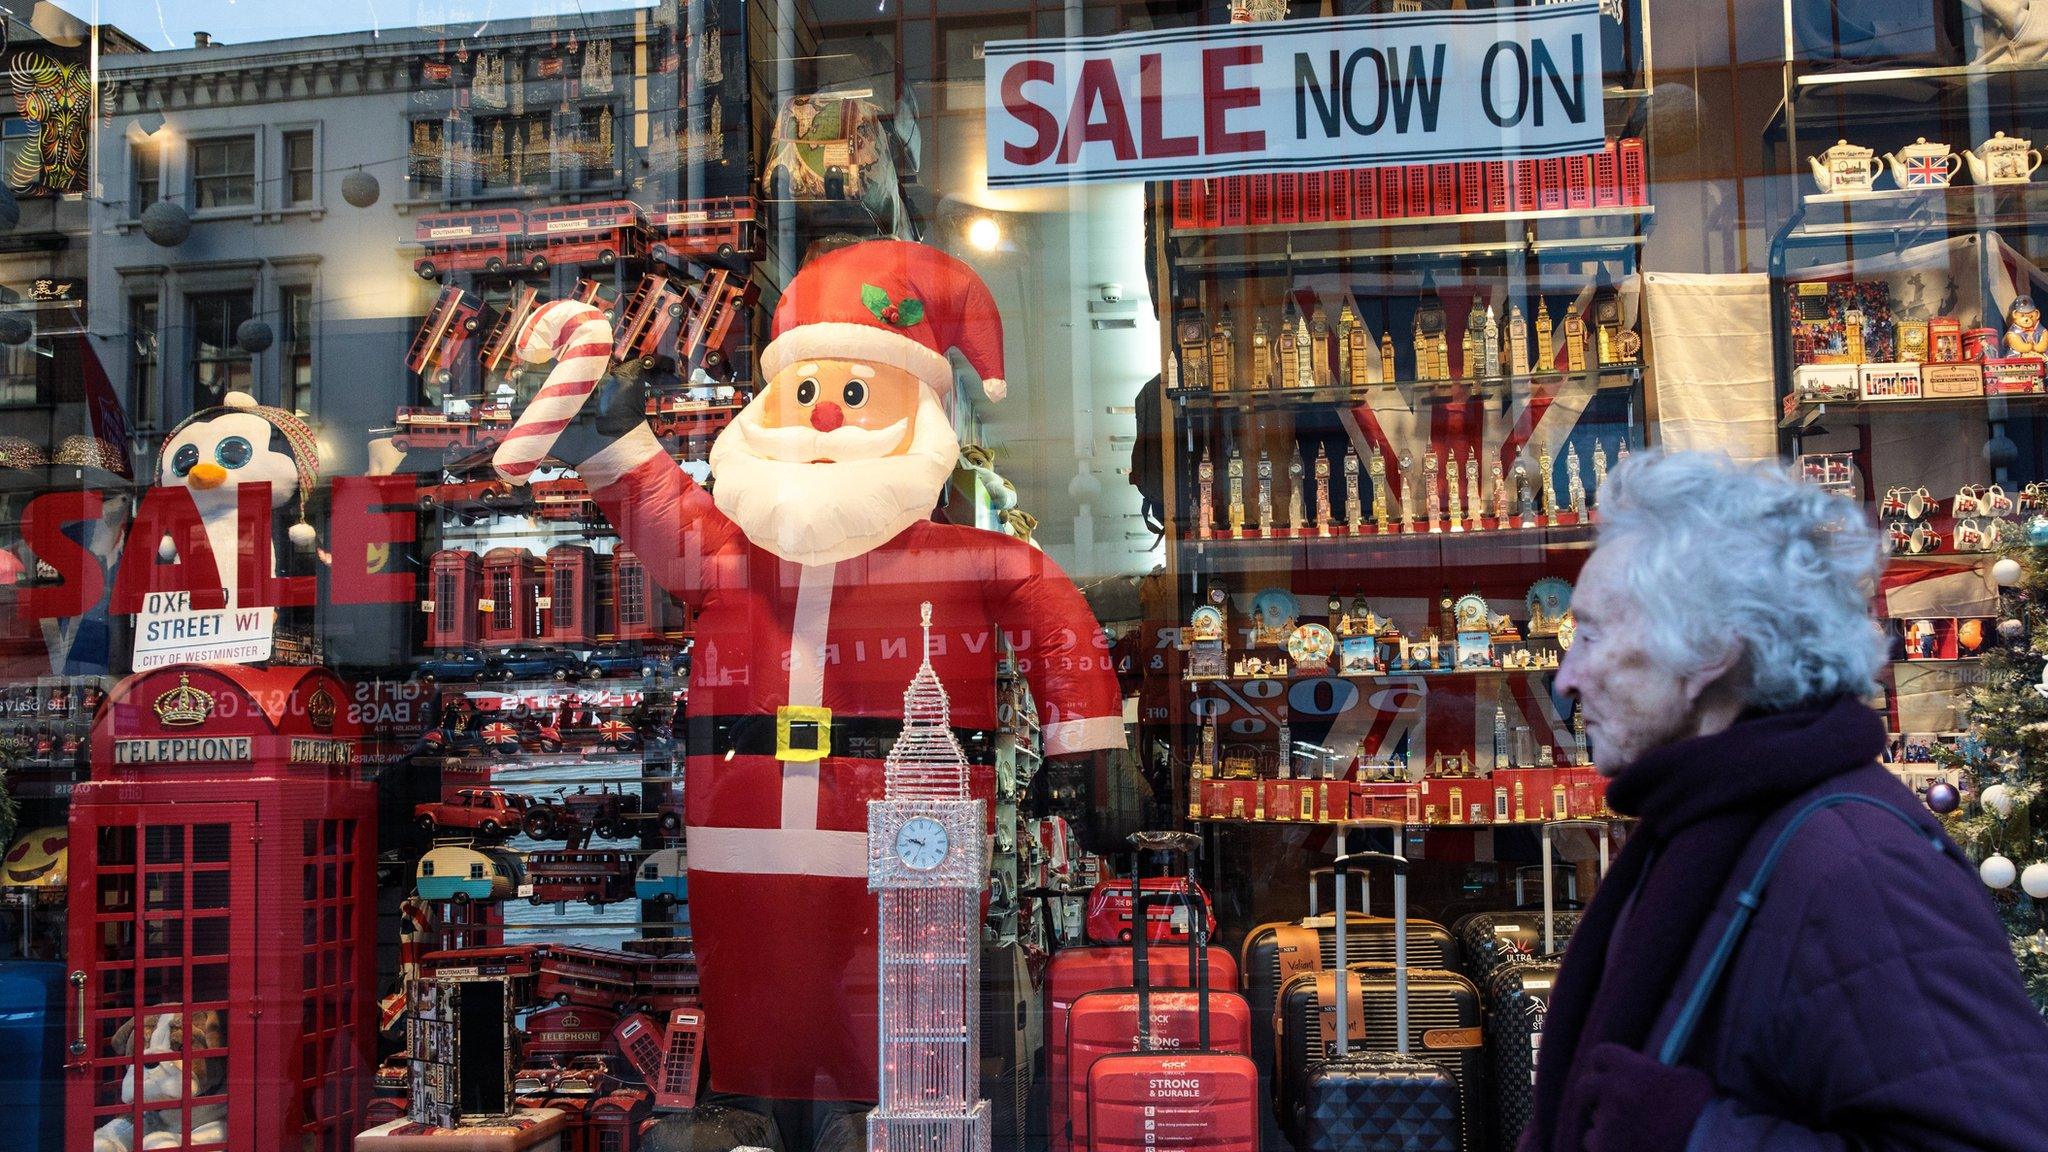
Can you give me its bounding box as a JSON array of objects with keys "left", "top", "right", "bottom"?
[{"left": 966, "top": 215, "right": 1001, "bottom": 252}]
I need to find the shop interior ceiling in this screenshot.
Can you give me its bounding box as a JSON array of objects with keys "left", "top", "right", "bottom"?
[{"left": 928, "top": 91, "right": 1158, "bottom": 587}]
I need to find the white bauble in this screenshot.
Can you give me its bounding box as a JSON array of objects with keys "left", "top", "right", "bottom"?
[
  {"left": 1993, "top": 557, "right": 2024, "bottom": 587},
  {"left": 1982, "top": 783, "right": 2016, "bottom": 818},
  {"left": 2022, "top": 862, "right": 2048, "bottom": 900},
  {"left": 1982, "top": 854, "right": 2018, "bottom": 889}
]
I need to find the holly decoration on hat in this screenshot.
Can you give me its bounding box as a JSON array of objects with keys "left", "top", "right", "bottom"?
[{"left": 861, "top": 283, "right": 924, "bottom": 328}]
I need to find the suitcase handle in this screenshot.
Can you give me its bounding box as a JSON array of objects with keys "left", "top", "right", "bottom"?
[
  {"left": 1131, "top": 883, "right": 1212, "bottom": 1053},
  {"left": 1331, "top": 850, "right": 1409, "bottom": 1058},
  {"left": 1307, "top": 866, "right": 1368, "bottom": 918},
  {"left": 1541, "top": 819, "right": 1613, "bottom": 954}
]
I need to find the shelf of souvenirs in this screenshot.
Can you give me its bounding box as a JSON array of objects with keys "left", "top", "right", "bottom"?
[
  {"left": 1774, "top": 58, "right": 2048, "bottom": 129},
  {"left": 1788, "top": 180, "right": 2048, "bottom": 241},
  {"left": 1177, "top": 514, "right": 1600, "bottom": 570},
  {"left": 1172, "top": 207, "right": 1654, "bottom": 269},
  {"left": 1171, "top": 365, "right": 1643, "bottom": 412},
  {"left": 1186, "top": 657, "right": 1561, "bottom": 686},
  {"left": 1187, "top": 766, "right": 1613, "bottom": 828},
  {"left": 1780, "top": 379, "right": 2048, "bottom": 431}
]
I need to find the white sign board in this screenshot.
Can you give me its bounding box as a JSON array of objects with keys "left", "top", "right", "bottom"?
[
  {"left": 985, "top": 3, "right": 1605, "bottom": 188},
  {"left": 134, "top": 590, "right": 274, "bottom": 670}
]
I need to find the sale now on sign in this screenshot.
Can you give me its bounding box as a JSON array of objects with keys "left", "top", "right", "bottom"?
[{"left": 985, "top": 3, "right": 1605, "bottom": 188}]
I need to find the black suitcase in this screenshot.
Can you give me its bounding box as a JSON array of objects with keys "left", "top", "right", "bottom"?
[
  {"left": 1484, "top": 958, "right": 1560, "bottom": 1151},
  {"left": 1299, "top": 850, "right": 1462, "bottom": 1152},
  {"left": 1455, "top": 910, "right": 1580, "bottom": 982}
]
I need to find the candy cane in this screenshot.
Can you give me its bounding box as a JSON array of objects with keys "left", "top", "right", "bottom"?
[{"left": 491, "top": 299, "right": 615, "bottom": 484}]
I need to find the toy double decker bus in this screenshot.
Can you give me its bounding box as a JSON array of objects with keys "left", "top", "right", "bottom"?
[
  {"left": 525, "top": 849, "right": 636, "bottom": 906},
  {"left": 414, "top": 207, "right": 526, "bottom": 279},
  {"left": 677, "top": 268, "right": 756, "bottom": 379},
  {"left": 526, "top": 200, "right": 647, "bottom": 273},
  {"left": 478, "top": 285, "right": 542, "bottom": 379},
  {"left": 645, "top": 195, "right": 759, "bottom": 265},
  {"left": 613, "top": 273, "right": 690, "bottom": 371},
  {"left": 406, "top": 285, "right": 485, "bottom": 386},
  {"left": 539, "top": 945, "right": 643, "bottom": 1012}
]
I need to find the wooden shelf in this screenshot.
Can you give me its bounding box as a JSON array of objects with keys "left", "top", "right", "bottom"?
[
  {"left": 1781, "top": 391, "right": 2048, "bottom": 431},
  {"left": 1177, "top": 518, "right": 1597, "bottom": 573},
  {"left": 1169, "top": 206, "right": 1654, "bottom": 270}
]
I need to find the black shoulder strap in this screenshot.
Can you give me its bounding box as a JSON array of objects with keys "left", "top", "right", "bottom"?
[{"left": 1658, "top": 793, "right": 1965, "bottom": 1065}]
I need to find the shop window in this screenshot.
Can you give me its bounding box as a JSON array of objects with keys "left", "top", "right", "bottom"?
[
  {"left": 408, "top": 117, "right": 445, "bottom": 199},
  {"left": 188, "top": 290, "right": 253, "bottom": 410},
  {"left": 191, "top": 135, "right": 256, "bottom": 209},
  {"left": 574, "top": 103, "right": 617, "bottom": 188},
  {"left": 0, "top": 118, "right": 30, "bottom": 191},
  {"left": 131, "top": 138, "right": 162, "bottom": 208},
  {"left": 129, "top": 295, "right": 160, "bottom": 431},
  {"left": 282, "top": 130, "right": 315, "bottom": 205},
  {"left": 476, "top": 112, "right": 552, "bottom": 191},
  {"left": 281, "top": 284, "right": 314, "bottom": 414}
]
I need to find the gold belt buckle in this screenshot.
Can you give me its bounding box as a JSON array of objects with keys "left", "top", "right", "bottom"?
[{"left": 775, "top": 704, "right": 832, "bottom": 762}]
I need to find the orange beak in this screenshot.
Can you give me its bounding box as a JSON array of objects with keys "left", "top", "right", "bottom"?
[{"left": 187, "top": 462, "right": 228, "bottom": 489}]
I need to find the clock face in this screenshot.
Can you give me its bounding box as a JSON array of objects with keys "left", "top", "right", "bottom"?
[{"left": 894, "top": 817, "right": 950, "bottom": 871}]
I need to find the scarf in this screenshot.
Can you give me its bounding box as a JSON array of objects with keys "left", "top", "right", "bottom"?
[{"left": 1530, "top": 694, "right": 1886, "bottom": 1152}]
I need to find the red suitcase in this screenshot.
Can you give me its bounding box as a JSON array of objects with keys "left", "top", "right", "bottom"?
[
  {"left": 1067, "top": 953, "right": 1253, "bottom": 1148},
  {"left": 1047, "top": 944, "right": 1240, "bottom": 1152},
  {"left": 1084, "top": 837, "right": 1259, "bottom": 1152},
  {"left": 1083, "top": 873, "right": 1217, "bottom": 945}
]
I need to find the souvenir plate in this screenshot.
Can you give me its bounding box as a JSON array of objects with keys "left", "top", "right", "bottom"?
[{"left": 1287, "top": 623, "right": 1336, "bottom": 668}]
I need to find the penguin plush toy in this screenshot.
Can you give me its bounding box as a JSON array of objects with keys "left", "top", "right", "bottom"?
[{"left": 156, "top": 390, "right": 321, "bottom": 610}]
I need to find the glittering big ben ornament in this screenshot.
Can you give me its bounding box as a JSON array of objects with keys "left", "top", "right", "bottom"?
[
  {"left": 1535, "top": 299, "right": 1555, "bottom": 371},
  {"left": 867, "top": 603, "right": 991, "bottom": 1152},
  {"left": 1209, "top": 308, "right": 1235, "bottom": 393},
  {"left": 1251, "top": 313, "right": 1274, "bottom": 390}
]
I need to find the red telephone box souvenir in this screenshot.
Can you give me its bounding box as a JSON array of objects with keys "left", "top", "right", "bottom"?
[
  {"left": 609, "top": 550, "right": 688, "bottom": 643},
  {"left": 67, "top": 664, "right": 376, "bottom": 1152},
  {"left": 427, "top": 550, "right": 481, "bottom": 650},
  {"left": 543, "top": 546, "right": 598, "bottom": 647},
  {"left": 481, "top": 548, "right": 544, "bottom": 645},
  {"left": 589, "top": 1090, "right": 650, "bottom": 1151}
]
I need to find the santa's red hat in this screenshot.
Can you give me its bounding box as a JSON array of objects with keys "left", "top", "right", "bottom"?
[{"left": 761, "top": 239, "right": 1008, "bottom": 401}]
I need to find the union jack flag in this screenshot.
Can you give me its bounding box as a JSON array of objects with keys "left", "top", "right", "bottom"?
[
  {"left": 482, "top": 721, "right": 520, "bottom": 751},
  {"left": 1903, "top": 155, "right": 1948, "bottom": 187},
  {"left": 599, "top": 717, "right": 638, "bottom": 748}
]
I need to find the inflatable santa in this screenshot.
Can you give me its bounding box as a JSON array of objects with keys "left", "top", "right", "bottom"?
[{"left": 501, "top": 240, "right": 1123, "bottom": 1102}]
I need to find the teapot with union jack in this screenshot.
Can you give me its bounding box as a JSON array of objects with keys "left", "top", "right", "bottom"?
[{"left": 1885, "top": 138, "right": 1962, "bottom": 189}]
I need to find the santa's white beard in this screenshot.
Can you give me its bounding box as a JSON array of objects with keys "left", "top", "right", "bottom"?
[{"left": 708, "top": 390, "right": 958, "bottom": 566}]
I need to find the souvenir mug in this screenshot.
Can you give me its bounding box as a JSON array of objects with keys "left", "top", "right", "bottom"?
[
  {"left": 1911, "top": 523, "right": 1942, "bottom": 554},
  {"left": 1954, "top": 518, "right": 1986, "bottom": 552},
  {"left": 1988, "top": 484, "right": 2016, "bottom": 516},
  {"left": 2024, "top": 481, "right": 2048, "bottom": 512},
  {"left": 1954, "top": 484, "right": 1985, "bottom": 516},
  {"left": 1882, "top": 486, "right": 1910, "bottom": 517},
  {"left": 1887, "top": 520, "right": 1913, "bottom": 554},
  {"left": 1905, "top": 487, "right": 1931, "bottom": 519}
]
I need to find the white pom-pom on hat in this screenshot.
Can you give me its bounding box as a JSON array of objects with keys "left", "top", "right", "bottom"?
[{"left": 983, "top": 377, "right": 1007, "bottom": 402}]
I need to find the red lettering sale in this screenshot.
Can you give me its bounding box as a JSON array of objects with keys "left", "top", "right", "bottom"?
[{"left": 19, "top": 475, "right": 419, "bottom": 620}]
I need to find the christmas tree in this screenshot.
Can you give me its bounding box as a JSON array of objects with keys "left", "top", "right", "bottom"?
[{"left": 1933, "top": 550, "right": 2048, "bottom": 1012}]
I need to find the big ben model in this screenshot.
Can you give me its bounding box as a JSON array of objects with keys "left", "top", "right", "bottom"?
[{"left": 867, "top": 603, "right": 991, "bottom": 1152}]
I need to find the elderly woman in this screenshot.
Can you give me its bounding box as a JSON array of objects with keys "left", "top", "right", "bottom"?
[{"left": 1526, "top": 451, "right": 2048, "bottom": 1152}]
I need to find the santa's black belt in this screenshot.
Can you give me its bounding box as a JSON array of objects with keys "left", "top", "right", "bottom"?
[{"left": 686, "top": 713, "right": 996, "bottom": 764}]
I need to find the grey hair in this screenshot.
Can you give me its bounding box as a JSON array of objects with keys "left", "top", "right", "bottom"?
[{"left": 1592, "top": 450, "right": 1887, "bottom": 712}]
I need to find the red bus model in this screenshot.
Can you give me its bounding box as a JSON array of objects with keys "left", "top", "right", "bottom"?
[
  {"left": 406, "top": 285, "right": 486, "bottom": 386},
  {"left": 677, "top": 268, "right": 755, "bottom": 380},
  {"left": 479, "top": 285, "right": 542, "bottom": 379},
  {"left": 421, "top": 942, "right": 543, "bottom": 978},
  {"left": 526, "top": 849, "right": 636, "bottom": 906},
  {"left": 415, "top": 208, "right": 527, "bottom": 279},
  {"left": 613, "top": 273, "right": 689, "bottom": 371},
  {"left": 539, "top": 945, "right": 643, "bottom": 1012},
  {"left": 644, "top": 195, "right": 760, "bottom": 265},
  {"left": 525, "top": 200, "right": 647, "bottom": 273},
  {"left": 572, "top": 277, "right": 620, "bottom": 321},
  {"left": 531, "top": 475, "right": 596, "bottom": 522},
  {"left": 389, "top": 399, "right": 512, "bottom": 454}
]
